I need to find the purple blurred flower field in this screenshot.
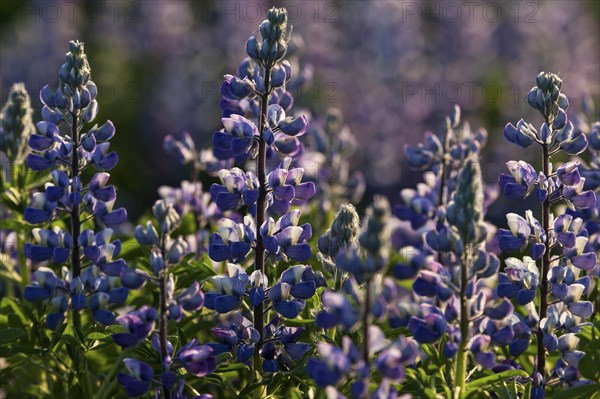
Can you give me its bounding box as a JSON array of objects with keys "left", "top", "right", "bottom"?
[{"left": 0, "top": 2, "right": 599, "bottom": 399}]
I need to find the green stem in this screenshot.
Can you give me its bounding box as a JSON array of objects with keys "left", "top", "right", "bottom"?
[
  {"left": 455, "top": 245, "right": 472, "bottom": 398},
  {"left": 17, "top": 231, "right": 29, "bottom": 290},
  {"left": 537, "top": 141, "right": 551, "bottom": 378},
  {"left": 253, "top": 61, "right": 272, "bottom": 378},
  {"left": 362, "top": 278, "right": 372, "bottom": 398},
  {"left": 70, "top": 110, "right": 82, "bottom": 335},
  {"left": 97, "top": 351, "right": 127, "bottom": 399},
  {"left": 159, "top": 238, "right": 172, "bottom": 399},
  {"left": 436, "top": 126, "right": 450, "bottom": 266}
]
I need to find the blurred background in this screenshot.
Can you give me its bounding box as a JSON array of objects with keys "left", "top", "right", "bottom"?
[{"left": 1, "top": 0, "right": 599, "bottom": 222}]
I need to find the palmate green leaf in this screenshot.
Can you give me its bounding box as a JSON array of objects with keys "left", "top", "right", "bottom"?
[
  {"left": 465, "top": 369, "right": 529, "bottom": 395},
  {"left": 549, "top": 384, "right": 600, "bottom": 399},
  {"left": 189, "top": 259, "right": 218, "bottom": 277},
  {"left": 87, "top": 331, "right": 112, "bottom": 341},
  {"left": 118, "top": 237, "right": 146, "bottom": 260},
  {"left": 522, "top": 381, "right": 531, "bottom": 399},
  {"left": 0, "top": 327, "right": 26, "bottom": 344},
  {"left": 238, "top": 375, "right": 272, "bottom": 398},
  {"left": 0, "top": 187, "right": 24, "bottom": 213},
  {"left": 281, "top": 317, "right": 316, "bottom": 326},
  {"left": 172, "top": 212, "right": 196, "bottom": 236},
  {"left": 24, "top": 169, "right": 51, "bottom": 190},
  {"left": 0, "top": 218, "right": 30, "bottom": 232},
  {"left": 61, "top": 333, "right": 85, "bottom": 350},
  {"left": 577, "top": 318, "right": 600, "bottom": 381}
]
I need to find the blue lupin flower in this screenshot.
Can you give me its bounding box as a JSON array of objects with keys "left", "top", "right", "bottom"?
[
  {"left": 393, "top": 177, "right": 437, "bottom": 229},
  {"left": 208, "top": 216, "right": 255, "bottom": 263},
  {"left": 563, "top": 236, "right": 597, "bottom": 271},
  {"left": 210, "top": 167, "right": 259, "bottom": 212},
  {"left": 469, "top": 335, "right": 496, "bottom": 369},
  {"left": 497, "top": 256, "right": 539, "bottom": 305},
  {"left": 408, "top": 305, "right": 448, "bottom": 344},
  {"left": 213, "top": 114, "right": 259, "bottom": 163},
  {"left": 266, "top": 157, "right": 315, "bottom": 215},
  {"left": 315, "top": 291, "right": 359, "bottom": 330},
  {"left": 503, "top": 119, "right": 536, "bottom": 148},
  {"left": 375, "top": 337, "right": 419, "bottom": 382},
  {"left": 88, "top": 292, "right": 116, "bottom": 325},
  {"left": 204, "top": 264, "right": 248, "bottom": 313},
  {"left": 497, "top": 213, "right": 531, "bottom": 252},
  {"left": 498, "top": 160, "right": 539, "bottom": 200},
  {"left": 112, "top": 306, "right": 157, "bottom": 348},
  {"left": 268, "top": 282, "right": 305, "bottom": 319},
  {"left": 260, "top": 209, "right": 312, "bottom": 262},
  {"left": 176, "top": 339, "right": 217, "bottom": 377},
  {"left": 306, "top": 342, "right": 352, "bottom": 389},
  {"left": 163, "top": 131, "right": 196, "bottom": 165},
  {"left": 24, "top": 228, "right": 72, "bottom": 264},
  {"left": 117, "top": 358, "right": 154, "bottom": 398},
  {"left": 208, "top": 314, "right": 259, "bottom": 363}
]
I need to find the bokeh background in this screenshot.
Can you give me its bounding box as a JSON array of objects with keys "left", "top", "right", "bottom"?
[{"left": 1, "top": 0, "right": 599, "bottom": 222}]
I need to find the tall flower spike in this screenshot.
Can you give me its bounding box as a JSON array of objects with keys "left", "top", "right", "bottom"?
[
  {"left": 23, "top": 41, "right": 129, "bottom": 337},
  {"left": 318, "top": 203, "right": 360, "bottom": 259},
  {"left": 358, "top": 196, "right": 391, "bottom": 265},
  {"left": 499, "top": 72, "right": 597, "bottom": 391},
  {"left": 0, "top": 83, "right": 35, "bottom": 163},
  {"left": 447, "top": 158, "right": 486, "bottom": 244}
]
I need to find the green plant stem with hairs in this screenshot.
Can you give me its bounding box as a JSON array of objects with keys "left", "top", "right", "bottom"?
[
  {"left": 70, "top": 109, "right": 82, "bottom": 334},
  {"left": 362, "top": 278, "right": 372, "bottom": 399},
  {"left": 159, "top": 236, "right": 172, "bottom": 399},
  {"left": 454, "top": 245, "right": 472, "bottom": 399},
  {"left": 253, "top": 60, "right": 272, "bottom": 383},
  {"left": 537, "top": 121, "right": 552, "bottom": 379}
]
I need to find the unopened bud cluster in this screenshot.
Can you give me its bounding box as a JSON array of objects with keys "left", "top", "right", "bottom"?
[
  {"left": 318, "top": 203, "right": 360, "bottom": 258},
  {"left": 446, "top": 159, "right": 486, "bottom": 244},
  {"left": 246, "top": 7, "right": 288, "bottom": 65},
  {"left": 0, "top": 83, "right": 34, "bottom": 163}
]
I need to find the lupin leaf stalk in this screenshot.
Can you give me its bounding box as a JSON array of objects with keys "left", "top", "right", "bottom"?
[
  {"left": 446, "top": 159, "right": 487, "bottom": 398},
  {"left": 498, "top": 72, "right": 597, "bottom": 396}
]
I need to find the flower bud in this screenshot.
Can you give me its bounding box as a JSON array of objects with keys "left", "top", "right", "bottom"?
[
  {"left": 245, "top": 36, "right": 260, "bottom": 60},
  {"left": 447, "top": 159, "right": 486, "bottom": 244},
  {"left": 0, "top": 83, "right": 35, "bottom": 163}
]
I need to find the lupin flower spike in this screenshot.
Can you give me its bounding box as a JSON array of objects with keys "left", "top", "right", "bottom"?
[{"left": 0, "top": 83, "right": 35, "bottom": 164}]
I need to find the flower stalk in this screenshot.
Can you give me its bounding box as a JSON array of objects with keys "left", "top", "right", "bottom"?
[
  {"left": 454, "top": 245, "right": 472, "bottom": 399},
  {"left": 362, "top": 277, "right": 372, "bottom": 398},
  {"left": 537, "top": 128, "right": 551, "bottom": 377},
  {"left": 253, "top": 63, "right": 271, "bottom": 373},
  {"left": 70, "top": 109, "right": 82, "bottom": 332}
]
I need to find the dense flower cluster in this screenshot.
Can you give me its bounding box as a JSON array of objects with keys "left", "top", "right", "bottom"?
[
  {"left": 0, "top": 83, "right": 34, "bottom": 164},
  {"left": 496, "top": 72, "right": 597, "bottom": 396},
  {"left": 21, "top": 41, "right": 129, "bottom": 329},
  {"left": 118, "top": 199, "right": 214, "bottom": 397}
]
